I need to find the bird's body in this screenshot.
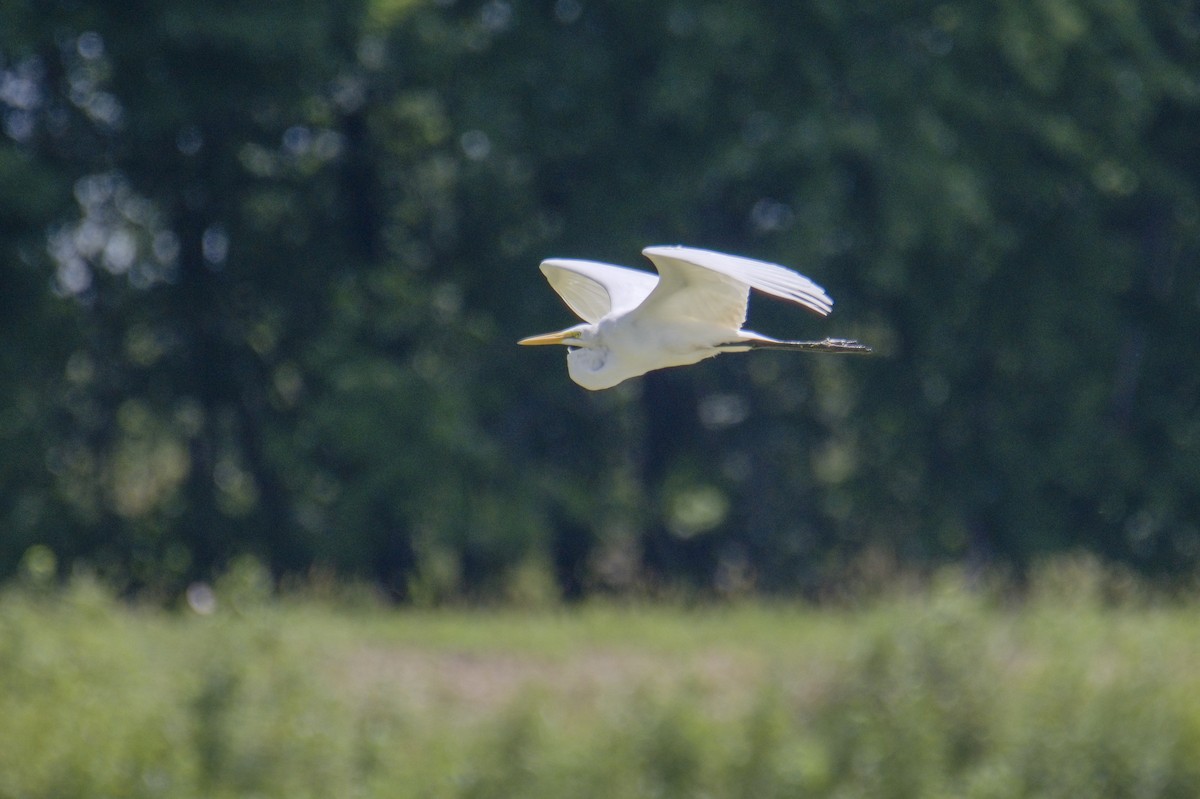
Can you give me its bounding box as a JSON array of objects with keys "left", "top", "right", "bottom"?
[{"left": 520, "top": 245, "right": 870, "bottom": 390}]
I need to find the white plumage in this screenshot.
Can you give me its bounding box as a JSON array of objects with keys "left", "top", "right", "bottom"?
[{"left": 520, "top": 245, "right": 870, "bottom": 390}]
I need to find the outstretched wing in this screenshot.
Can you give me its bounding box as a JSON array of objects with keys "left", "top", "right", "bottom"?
[
  {"left": 637, "top": 246, "right": 832, "bottom": 329},
  {"left": 539, "top": 259, "right": 660, "bottom": 323}
]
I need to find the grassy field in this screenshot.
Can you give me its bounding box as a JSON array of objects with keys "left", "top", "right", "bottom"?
[{"left": 2, "top": 560, "right": 1200, "bottom": 798}]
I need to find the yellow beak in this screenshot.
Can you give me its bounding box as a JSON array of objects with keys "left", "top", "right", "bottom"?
[{"left": 517, "top": 330, "right": 580, "bottom": 346}]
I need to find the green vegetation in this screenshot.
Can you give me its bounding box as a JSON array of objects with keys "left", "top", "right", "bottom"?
[
  {"left": 1, "top": 0, "right": 1198, "bottom": 597},
  {"left": 3, "top": 562, "right": 1200, "bottom": 798},
  {"left": 4, "top": 6, "right": 1195, "bottom": 792}
]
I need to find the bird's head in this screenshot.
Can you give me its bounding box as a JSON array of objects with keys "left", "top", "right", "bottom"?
[{"left": 518, "top": 323, "right": 628, "bottom": 390}]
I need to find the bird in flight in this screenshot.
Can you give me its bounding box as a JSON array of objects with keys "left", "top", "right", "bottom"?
[{"left": 519, "top": 245, "right": 871, "bottom": 390}]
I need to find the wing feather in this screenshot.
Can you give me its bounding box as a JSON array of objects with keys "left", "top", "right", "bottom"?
[
  {"left": 639, "top": 246, "right": 833, "bottom": 328},
  {"left": 539, "top": 259, "right": 660, "bottom": 323}
]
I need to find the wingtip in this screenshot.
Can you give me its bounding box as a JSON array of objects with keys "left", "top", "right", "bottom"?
[{"left": 811, "top": 296, "right": 834, "bottom": 317}]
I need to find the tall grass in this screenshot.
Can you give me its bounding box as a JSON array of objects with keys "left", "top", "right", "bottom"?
[{"left": 1, "top": 561, "right": 1199, "bottom": 798}]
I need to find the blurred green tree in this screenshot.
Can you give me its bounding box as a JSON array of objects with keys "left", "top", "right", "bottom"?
[
  {"left": 378, "top": 0, "right": 1200, "bottom": 592},
  {"left": 1, "top": 0, "right": 1197, "bottom": 597},
  {"left": 0, "top": 0, "right": 372, "bottom": 587}
]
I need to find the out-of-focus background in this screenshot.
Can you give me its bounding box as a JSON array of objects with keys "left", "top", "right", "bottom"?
[
  {"left": 2, "top": 0, "right": 1198, "bottom": 599},
  {"left": 2, "top": 1, "right": 1199, "bottom": 795}
]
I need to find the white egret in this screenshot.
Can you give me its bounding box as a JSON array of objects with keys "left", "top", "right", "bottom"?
[{"left": 519, "top": 245, "right": 871, "bottom": 390}]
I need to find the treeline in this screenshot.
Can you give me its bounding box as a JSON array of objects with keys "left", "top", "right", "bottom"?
[{"left": 1, "top": 0, "right": 1197, "bottom": 599}]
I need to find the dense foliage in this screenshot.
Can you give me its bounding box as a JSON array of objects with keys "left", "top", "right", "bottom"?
[
  {"left": 1, "top": 0, "right": 1198, "bottom": 597},
  {"left": 2, "top": 566, "right": 1200, "bottom": 797}
]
